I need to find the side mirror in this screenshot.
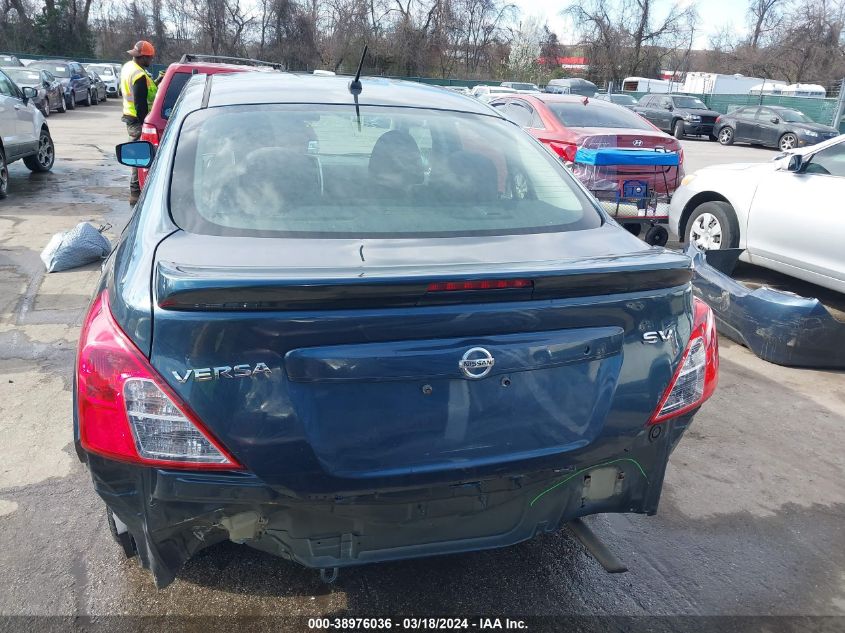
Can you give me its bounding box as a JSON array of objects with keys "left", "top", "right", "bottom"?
[
  {"left": 771, "top": 117, "right": 779, "bottom": 124},
  {"left": 786, "top": 154, "right": 803, "bottom": 172},
  {"left": 664, "top": 103, "right": 673, "bottom": 110},
  {"left": 116, "top": 141, "right": 155, "bottom": 168},
  {"left": 21, "top": 86, "right": 37, "bottom": 101}
]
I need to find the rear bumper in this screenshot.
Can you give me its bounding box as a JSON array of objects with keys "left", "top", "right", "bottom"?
[{"left": 82, "top": 414, "right": 695, "bottom": 588}]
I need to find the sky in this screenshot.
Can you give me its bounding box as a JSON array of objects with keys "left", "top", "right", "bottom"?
[{"left": 512, "top": 0, "right": 750, "bottom": 50}]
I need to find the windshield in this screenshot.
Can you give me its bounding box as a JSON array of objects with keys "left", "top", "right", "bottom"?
[
  {"left": 171, "top": 105, "right": 600, "bottom": 238},
  {"left": 672, "top": 96, "right": 707, "bottom": 109},
  {"left": 30, "top": 63, "right": 69, "bottom": 78},
  {"left": 610, "top": 94, "right": 637, "bottom": 105},
  {"left": 777, "top": 109, "right": 812, "bottom": 123},
  {"left": 547, "top": 102, "right": 654, "bottom": 130},
  {"left": 90, "top": 65, "right": 114, "bottom": 76},
  {"left": 4, "top": 69, "right": 41, "bottom": 85}
]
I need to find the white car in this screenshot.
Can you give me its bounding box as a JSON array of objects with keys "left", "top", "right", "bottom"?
[
  {"left": 0, "top": 68, "right": 55, "bottom": 198},
  {"left": 669, "top": 134, "right": 845, "bottom": 293},
  {"left": 471, "top": 85, "right": 517, "bottom": 102},
  {"left": 84, "top": 63, "right": 120, "bottom": 97}
]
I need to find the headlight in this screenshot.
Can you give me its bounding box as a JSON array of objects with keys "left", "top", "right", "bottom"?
[
  {"left": 683, "top": 114, "right": 701, "bottom": 121},
  {"left": 681, "top": 174, "right": 697, "bottom": 186},
  {"left": 802, "top": 130, "right": 819, "bottom": 137}
]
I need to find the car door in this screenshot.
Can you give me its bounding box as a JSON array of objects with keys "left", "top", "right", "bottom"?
[
  {"left": 637, "top": 96, "right": 661, "bottom": 128},
  {"left": 746, "top": 141, "right": 845, "bottom": 287},
  {"left": 0, "top": 71, "right": 23, "bottom": 158},
  {"left": 733, "top": 107, "right": 758, "bottom": 141},
  {"left": 754, "top": 108, "right": 781, "bottom": 147}
]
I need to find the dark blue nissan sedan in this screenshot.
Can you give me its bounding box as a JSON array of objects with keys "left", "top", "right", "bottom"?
[{"left": 75, "top": 72, "right": 718, "bottom": 588}]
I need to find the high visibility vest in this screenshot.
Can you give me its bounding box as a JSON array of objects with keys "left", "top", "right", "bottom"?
[{"left": 121, "top": 60, "right": 158, "bottom": 119}]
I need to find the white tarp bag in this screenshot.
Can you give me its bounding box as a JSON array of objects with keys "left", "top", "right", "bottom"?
[{"left": 40, "top": 222, "right": 111, "bottom": 272}]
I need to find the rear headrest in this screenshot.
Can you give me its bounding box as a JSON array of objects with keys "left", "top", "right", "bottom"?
[
  {"left": 233, "top": 148, "right": 320, "bottom": 215},
  {"left": 437, "top": 151, "right": 498, "bottom": 203},
  {"left": 368, "top": 130, "right": 424, "bottom": 192}
]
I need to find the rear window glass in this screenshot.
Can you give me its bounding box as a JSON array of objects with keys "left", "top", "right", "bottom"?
[
  {"left": 4, "top": 69, "right": 41, "bottom": 84},
  {"left": 162, "top": 72, "right": 193, "bottom": 119},
  {"left": 548, "top": 102, "right": 653, "bottom": 130},
  {"left": 170, "top": 105, "right": 601, "bottom": 238}
]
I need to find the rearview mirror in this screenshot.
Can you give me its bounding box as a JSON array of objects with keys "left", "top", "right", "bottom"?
[
  {"left": 786, "top": 154, "right": 803, "bottom": 172},
  {"left": 770, "top": 117, "right": 780, "bottom": 124},
  {"left": 116, "top": 141, "right": 154, "bottom": 168},
  {"left": 21, "top": 86, "right": 37, "bottom": 101}
]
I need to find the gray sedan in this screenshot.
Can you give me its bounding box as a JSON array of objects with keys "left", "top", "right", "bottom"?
[{"left": 714, "top": 105, "right": 839, "bottom": 151}]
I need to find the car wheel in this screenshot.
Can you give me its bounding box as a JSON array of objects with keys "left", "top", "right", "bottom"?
[
  {"left": 106, "top": 507, "right": 137, "bottom": 559},
  {"left": 718, "top": 127, "right": 735, "bottom": 145},
  {"left": 673, "top": 120, "right": 685, "bottom": 139},
  {"left": 23, "top": 128, "right": 55, "bottom": 173},
  {"left": 67, "top": 93, "right": 76, "bottom": 110},
  {"left": 685, "top": 201, "right": 738, "bottom": 251},
  {"left": 83, "top": 90, "right": 92, "bottom": 107},
  {"left": 40, "top": 102, "right": 50, "bottom": 118},
  {"left": 0, "top": 147, "right": 8, "bottom": 199},
  {"left": 779, "top": 133, "right": 797, "bottom": 151},
  {"left": 91, "top": 89, "right": 99, "bottom": 105},
  {"left": 58, "top": 95, "right": 67, "bottom": 113}
]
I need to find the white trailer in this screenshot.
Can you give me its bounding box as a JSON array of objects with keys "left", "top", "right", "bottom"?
[{"left": 681, "top": 72, "right": 767, "bottom": 95}]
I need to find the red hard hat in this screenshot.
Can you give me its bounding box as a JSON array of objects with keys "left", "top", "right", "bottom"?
[{"left": 127, "top": 40, "right": 155, "bottom": 57}]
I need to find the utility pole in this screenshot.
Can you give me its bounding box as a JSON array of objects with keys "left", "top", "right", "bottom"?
[{"left": 833, "top": 78, "right": 845, "bottom": 132}]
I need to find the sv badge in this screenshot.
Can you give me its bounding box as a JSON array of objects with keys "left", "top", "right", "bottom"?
[
  {"left": 172, "top": 362, "right": 272, "bottom": 383},
  {"left": 642, "top": 328, "right": 675, "bottom": 344}
]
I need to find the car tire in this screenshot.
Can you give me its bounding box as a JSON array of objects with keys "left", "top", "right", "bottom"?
[
  {"left": 58, "top": 95, "right": 67, "bottom": 113},
  {"left": 106, "top": 507, "right": 137, "bottom": 559},
  {"left": 0, "top": 146, "right": 8, "bottom": 199},
  {"left": 40, "top": 102, "right": 50, "bottom": 118},
  {"left": 673, "top": 120, "right": 685, "bottom": 139},
  {"left": 23, "top": 128, "right": 55, "bottom": 173},
  {"left": 779, "top": 133, "right": 797, "bottom": 151},
  {"left": 718, "top": 126, "right": 735, "bottom": 145},
  {"left": 83, "top": 90, "right": 92, "bottom": 107},
  {"left": 685, "top": 201, "right": 739, "bottom": 251},
  {"left": 67, "top": 93, "right": 76, "bottom": 110},
  {"left": 91, "top": 89, "right": 99, "bottom": 105}
]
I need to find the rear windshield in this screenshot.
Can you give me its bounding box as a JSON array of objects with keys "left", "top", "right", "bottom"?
[
  {"left": 4, "top": 69, "right": 41, "bottom": 84},
  {"left": 162, "top": 72, "right": 193, "bottom": 119},
  {"left": 30, "top": 62, "right": 69, "bottom": 78},
  {"left": 548, "top": 102, "right": 654, "bottom": 130},
  {"left": 609, "top": 94, "right": 637, "bottom": 105},
  {"left": 170, "top": 105, "right": 601, "bottom": 238}
]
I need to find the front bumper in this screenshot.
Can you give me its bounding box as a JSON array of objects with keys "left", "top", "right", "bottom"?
[
  {"left": 682, "top": 121, "right": 715, "bottom": 136},
  {"left": 84, "top": 415, "right": 694, "bottom": 588}
]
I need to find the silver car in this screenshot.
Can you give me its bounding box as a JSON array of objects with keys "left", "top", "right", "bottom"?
[
  {"left": 85, "top": 63, "right": 120, "bottom": 97},
  {"left": 669, "top": 134, "right": 845, "bottom": 293}
]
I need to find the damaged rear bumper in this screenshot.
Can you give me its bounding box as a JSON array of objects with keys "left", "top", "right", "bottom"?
[
  {"left": 688, "top": 246, "right": 845, "bottom": 368},
  {"left": 84, "top": 416, "right": 693, "bottom": 588}
]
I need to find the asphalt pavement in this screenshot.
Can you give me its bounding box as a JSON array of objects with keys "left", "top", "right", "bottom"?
[{"left": 0, "top": 102, "right": 843, "bottom": 628}]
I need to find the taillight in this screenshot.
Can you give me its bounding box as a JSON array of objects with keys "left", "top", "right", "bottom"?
[
  {"left": 140, "top": 123, "right": 159, "bottom": 146},
  {"left": 546, "top": 141, "right": 577, "bottom": 163},
  {"left": 76, "top": 292, "right": 240, "bottom": 469},
  {"left": 427, "top": 279, "right": 533, "bottom": 292},
  {"left": 648, "top": 297, "right": 718, "bottom": 424}
]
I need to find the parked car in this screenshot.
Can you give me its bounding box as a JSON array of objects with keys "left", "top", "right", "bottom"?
[
  {"left": 633, "top": 94, "right": 720, "bottom": 140},
  {"left": 0, "top": 54, "right": 23, "bottom": 67},
  {"left": 545, "top": 78, "right": 598, "bottom": 97},
  {"left": 713, "top": 105, "right": 839, "bottom": 151},
  {"left": 596, "top": 92, "right": 638, "bottom": 108},
  {"left": 78, "top": 72, "right": 718, "bottom": 588},
  {"left": 1, "top": 66, "right": 65, "bottom": 116},
  {"left": 89, "top": 70, "right": 108, "bottom": 103},
  {"left": 85, "top": 63, "right": 120, "bottom": 97},
  {"left": 488, "top": 94, "right": 684, "bottom": 236},
  {"left": 0, "top": 68, "right": 56, "bottom": 197},
  {"left": 670, "top": 134, "right": 845, "bottom": 293},
  {"left": 500, "top": 81, "right": 541, "bottom": 93},
  {"left": 470, "top": 85, "right": 517, "bottom": 102},
  {"left": 27, "top": 60, "right": 93, "bottom": 109},
  {"left": 138, "top": 54, "right": 281, "bottom": 188}
]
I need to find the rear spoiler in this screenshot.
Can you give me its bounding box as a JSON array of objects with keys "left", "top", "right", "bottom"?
[{"left": 156, "top": 255, "right": 693, "bottom": 311}]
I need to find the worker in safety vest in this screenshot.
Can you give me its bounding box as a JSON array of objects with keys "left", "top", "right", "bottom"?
[{"left": 121, "top": 40, "right": 159, "bottom": 205}]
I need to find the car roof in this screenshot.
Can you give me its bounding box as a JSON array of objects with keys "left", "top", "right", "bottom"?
[
  {"left": 199, "top": 72, "right": 498, "bottom": 116},
  {"left": 168, "top": 61, "right": 279, "bottom": 74},
  {"left": 520, "top": 94, "right": 613, "bottom": 106},
  {"left": 30, "top": 60, "right": 73, "bottom": 65}
]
